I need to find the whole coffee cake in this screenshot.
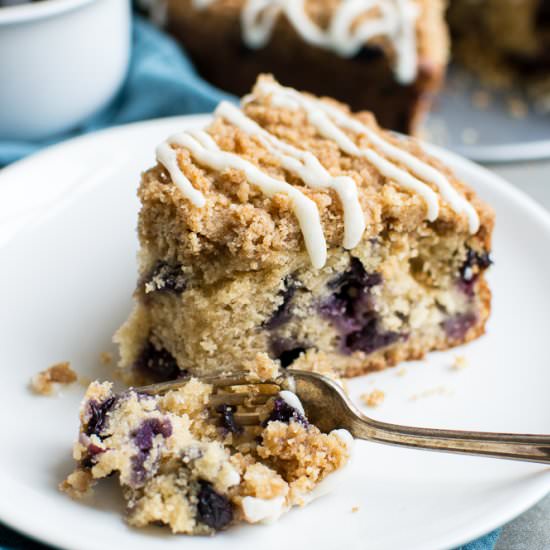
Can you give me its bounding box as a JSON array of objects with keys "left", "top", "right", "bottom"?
[
  {"left": 148, "top": 0, "right": 448, "bottom": 134},
  {"left": 115, "top": 75, "right": 493, "bottom": 381}
]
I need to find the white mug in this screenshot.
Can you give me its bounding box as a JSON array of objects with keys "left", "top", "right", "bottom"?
[{"left": 0, "top": 0, "right": 131, "bottom": 141}]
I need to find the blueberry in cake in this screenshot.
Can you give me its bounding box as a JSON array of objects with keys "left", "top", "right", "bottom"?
[
  {"left": 115, "top": 75, "right": 494, "bottom": 380},
  {"left": 144, "top": 0, "right": 448, "bottom": 134},
  {"left": 61, "top": 359, "right": 352, "bottom": 534}
]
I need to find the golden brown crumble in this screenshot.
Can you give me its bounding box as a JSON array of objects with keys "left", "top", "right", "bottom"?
[
  {"left": 30, "top": 362, "right": 78, "bottom": 396},
  {"left": 138, "top": 75, "right": 493, "bottom": 271},
  {"left": 100, "top": 351, "right": 113, "bottom": 366},
  {"left": 361, "top": 389, "right": 386, "bottom": 408}
]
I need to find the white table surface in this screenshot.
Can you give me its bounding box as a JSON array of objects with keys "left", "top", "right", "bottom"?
[{"left": 489, "top": 160, "right": 550, "bottom": 549}]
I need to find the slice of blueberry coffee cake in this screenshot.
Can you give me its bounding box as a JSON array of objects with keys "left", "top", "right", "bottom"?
[
  {"left": 61, "top": 359, "right": 352, "bottom": 534},
  {"left": 115, "top": 75, "right": 494, "bottom": 381}
]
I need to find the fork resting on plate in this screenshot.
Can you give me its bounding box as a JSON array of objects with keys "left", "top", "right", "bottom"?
[{"left": 137, "top": 370, "right": 550, "bottom": 465}]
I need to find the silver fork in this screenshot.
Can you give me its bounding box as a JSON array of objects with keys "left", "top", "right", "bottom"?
[{"left": 137, "top": 370, "right": 550, "bottom": 464}]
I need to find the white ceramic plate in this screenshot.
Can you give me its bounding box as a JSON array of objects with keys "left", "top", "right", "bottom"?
[
  {"left": 424, "top": 67, "right": 550, "bottom": 163},
  {"left": 0, "top": 116, "right": 549, "bottom": 550}
]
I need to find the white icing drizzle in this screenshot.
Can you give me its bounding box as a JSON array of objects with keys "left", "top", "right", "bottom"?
[
  {"left": 157, "top": 128, "right": 328, "bottom": 268},
  {"left": 215, "top": 101, "right": 366, "bottom": 249},
  {"left": 156, "top": 79, "right": 479, "bottom": 270},
  {"left": 255, "top": 80, "right": 480, "bottom": 233},
  {"left": 192, "top": 0, "right": 419, "bottom": 84},
  {"left": 155, "top": 141, "right": 207, "bottom": 208},
  {"left": 241, "top": 495, "right": 287, "bottom": 524},
  {"left": 278, "top": 390, "right": 306, "bottom": 416}
]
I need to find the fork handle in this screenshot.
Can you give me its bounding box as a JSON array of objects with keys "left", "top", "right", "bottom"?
[{"left": 351, "top": 417, "right": 550, "bottom": 464}]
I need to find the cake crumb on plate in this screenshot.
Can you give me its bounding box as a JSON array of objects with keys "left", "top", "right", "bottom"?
[
  {"left": 30, "top": 362, "right": 77, "bottom": 396},
  {"left": 451, "top": 355, "right": 468, "bottom": 371},
  {"left": 100, "top": 351, "right": 113, "bottom": 365},
  {"left": 410, "top": 386, "right": 453, "bottom": 401},
  {"left": 351, "top": 506, "right": 360, "bottom": 513},
  {"left": 361, "top": 389, "right": 385, "bottom": 408}
]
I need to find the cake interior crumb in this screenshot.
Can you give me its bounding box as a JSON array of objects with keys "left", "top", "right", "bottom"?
[
  {"left": 30, "top": 362, "right": 77, "bottom": 396},
  {"left": 361, "top": 389, "right": 385, "bottom": 408}
]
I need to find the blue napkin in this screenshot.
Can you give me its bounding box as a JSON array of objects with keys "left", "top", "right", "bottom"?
[{"left": 0, "top": 14, "right": 502, "bottom": 550}]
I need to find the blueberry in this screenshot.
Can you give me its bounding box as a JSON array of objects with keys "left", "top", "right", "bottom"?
[
  {"left": 132, "top": 418, "right": 173, "bottom": 451},
  {"left": 264, "top": 276, "right": 297, "bottom": 329},
  {"left": 216, "top": 404, "right": 243, "bottom": 435},
  {"left": 264, "top": 397, "right": 308, "bottom": 427},
  {"left": 131, "top": 453, "right": 149, "bottom": 486},
  {"left": 344, "top": 313, "right": 401, "bottom": 354},
  {"left": 130, "top": 418, "right": 172, "bottom": 486},
  {"left": 196, "top": 481, "right": 233, "bottom": 530},
  {"left": 442, "top": 312, "right": 477, "bottom": 341},
  {"left": 134, "top": 343, "right": 180, "bottom": 382},
  {"left": 270, "top": 338, "right": 307, "bottom": 368},
  {"left": 144, "top": 261, "right": 186, "bottom": 294},
  {"left": 321, "top": 258, "right": 401, "bottom": 355},
  {"left": 321, "top": 258, "right": 382, "bottom": 333},
  {"left": 85, "top": 397, "right": 117, "bottom": 437},
  {"left": 459, "top": 248, "right": 492, "bottom": 284}
]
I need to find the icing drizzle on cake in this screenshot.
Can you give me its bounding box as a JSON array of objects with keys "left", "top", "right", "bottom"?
[
  {"left": 156, "top": 80, "right": 479, "bottom": 269},
  {"left": 215, "top": 101, "right": 366, "bottom": 250},
  {"left": 254, "top": 79, "right": 480, "bottom": 234},
  {"left": 192, "top": 0, "right": 419, "bottom": 84},
  {"left": 156, "top": 128, "right": 328, "bottom": 268}
]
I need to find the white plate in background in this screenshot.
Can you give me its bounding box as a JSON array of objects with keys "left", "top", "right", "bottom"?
[{"left": 0, "top": 116, "right": 549, "bottom": 550}]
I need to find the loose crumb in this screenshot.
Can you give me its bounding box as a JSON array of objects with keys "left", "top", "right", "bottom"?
[
  {"left": 100, "top": 351, "right": 113, "bottom": 366},
  {"left": 506, "top": 96, "right": 528, "bottom": 119},
  {"left": 396, "top": 367, "right": 407, "bottom": 377},
  {"left": 351, "top": 506, "right": 360, "bottom": 513},
  {"left": 30, "top": 362, "right": 78, "bottom": 396},
  {"left": 409, "top": 386, "right": 452, "bottom": 402},
  {"left": 361, "top": 389, "right": 385, "bottom": 408},
  {"left": 451, "top": 355, "right": 468, "bottom": 371}
]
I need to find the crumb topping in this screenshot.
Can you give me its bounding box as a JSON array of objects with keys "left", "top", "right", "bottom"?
[{"left": 142, "top": 75, "right": 492, "bottom": 271}]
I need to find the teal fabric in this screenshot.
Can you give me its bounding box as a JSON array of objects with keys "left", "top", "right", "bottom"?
[{"left": 0, "top": 14, "right": 502, "bottom": 550}]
